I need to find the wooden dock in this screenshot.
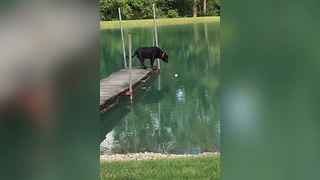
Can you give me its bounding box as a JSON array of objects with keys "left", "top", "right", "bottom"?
[{"left": 100, "top": 68, "right": 153, "bottom": 106}]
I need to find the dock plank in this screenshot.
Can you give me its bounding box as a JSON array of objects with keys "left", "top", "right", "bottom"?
[{"left": 100, "top": 68, "right": 152, "bottom": 105}]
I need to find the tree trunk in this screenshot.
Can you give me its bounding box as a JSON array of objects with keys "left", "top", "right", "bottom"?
[
  {"left": 193, "top": 3, "right": 197, "bottom": 17},
  {"left": 203, "top": 0, "right": 207, "bottom": 14}
]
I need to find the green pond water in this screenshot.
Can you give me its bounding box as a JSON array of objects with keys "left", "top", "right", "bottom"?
[{"left": 100, "top": 22, "right": 220, "bottom": 155}]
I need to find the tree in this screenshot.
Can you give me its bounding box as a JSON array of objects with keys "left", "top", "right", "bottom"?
[
  {"left": 213, "top": 0, "right": 220, "bottom": 16},
  {"left": 207, "top": 0, "right": 220, "bottom": 16},
  {"left": 99, "top": 0, "right": 220, "bottom": 21},
  {"left": 192, "top": 0, "right": 199, "bottom": 17},
  {"left": 203, "top": 0, "right": 207, "bottom": 15}
]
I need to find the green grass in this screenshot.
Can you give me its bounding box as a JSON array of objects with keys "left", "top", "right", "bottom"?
[
  {"left": 100, "top": 155, "right": 220, "bottom": 180},
  {"left": 100, "top": 16, "right": 220, "bottom": 29}
]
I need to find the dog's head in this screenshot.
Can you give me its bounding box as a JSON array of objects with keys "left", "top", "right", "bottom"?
[{"left": 160, "top": 52, "right": 169, "bottom": 63}]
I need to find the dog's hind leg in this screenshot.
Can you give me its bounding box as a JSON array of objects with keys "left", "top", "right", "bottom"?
[
  {"left": 139, "top": 58, "right": 147, "bottom": 69},
  {"left": 136, "top": 54, "right": 147, "bottom": 69}
]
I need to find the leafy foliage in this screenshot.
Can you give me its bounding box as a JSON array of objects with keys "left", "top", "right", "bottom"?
[
  {"left": 167, "top": 9, "right": 179, "bottom": 18},
  {"left": 100, "top": 0, "right": 220, "bottom": 21}
]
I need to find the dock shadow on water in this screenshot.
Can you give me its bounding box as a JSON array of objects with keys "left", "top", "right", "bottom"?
[{"left": 100, "top": 21, "right": 220, "bottom": 155}]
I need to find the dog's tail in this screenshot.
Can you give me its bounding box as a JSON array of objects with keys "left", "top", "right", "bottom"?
[{"left": 126, "top": 51, "right": 137, "bottom": 60}]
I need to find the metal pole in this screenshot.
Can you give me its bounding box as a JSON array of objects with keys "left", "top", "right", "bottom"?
[
  {"left": 158, "top": 103, "right": 161, "bottom": 136},
  {"left": 118, "top": 7, "right": 127, "bottom": 68},
  {"left": 152, "top": 4, "right": 160, "bottom": 69},
  {"left": 158, "top": 74, "right": 161, "bottom": 136},
  {"left": 128, "top": 33, "right": 133, "bottom": 100}
]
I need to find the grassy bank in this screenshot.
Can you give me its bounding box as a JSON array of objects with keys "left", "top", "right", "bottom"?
[
  {"left": 100, "top": 16, "right": 220, "bottom": 29},
  {"left": 100, "top": 155, "right": 220, "bottom": 180}
]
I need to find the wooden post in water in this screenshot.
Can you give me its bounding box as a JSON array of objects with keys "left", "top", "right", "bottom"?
[
  {"left": 118, "top": 7, "right": 127, "bottom": 68},
  {"left": 128, "top": 33, "right": 133, "bottom": 100},
  {"left": 152, "top": 4, "right": 160, "bottom": 70}
]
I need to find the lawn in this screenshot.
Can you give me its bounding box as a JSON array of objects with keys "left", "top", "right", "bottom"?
[
  {"left": 100, "top": 155, "right": 220, "bottom": 180},
  {"left": 100, "top": 16, "right": 220, "bottom": 29}
]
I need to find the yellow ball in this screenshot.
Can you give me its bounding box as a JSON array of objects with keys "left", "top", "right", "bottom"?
[{"left": 174, "top": 74, "right": 178, "bottom": 77}]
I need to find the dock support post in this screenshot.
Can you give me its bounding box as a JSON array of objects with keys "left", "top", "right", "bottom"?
[
  {"left": 128, "top": 33, "right": 133, "bottom": 100},
  {"left": 152, "top": 4, "right": 160, "bottom": 70},
  {"left": 118, "top": 7, "right": 127, "bottom": 68}
]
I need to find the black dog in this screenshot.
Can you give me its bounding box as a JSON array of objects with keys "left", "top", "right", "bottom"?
[{"left": 129, "top": 46, "right": 168, "bottom": 69}]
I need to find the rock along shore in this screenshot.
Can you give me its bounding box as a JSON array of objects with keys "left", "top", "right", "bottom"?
[{"left": 100, "top": 152, "right": 220, "bottom": 162}]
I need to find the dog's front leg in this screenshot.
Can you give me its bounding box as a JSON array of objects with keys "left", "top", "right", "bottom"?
[{"left": 150, "top": 58, "right": 156, "bottom": 69}]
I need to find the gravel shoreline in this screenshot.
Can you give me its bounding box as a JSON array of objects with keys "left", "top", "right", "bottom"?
[{"left": 100, "top": 152, "right": 220, "bottom": 162}]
